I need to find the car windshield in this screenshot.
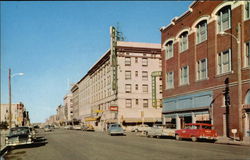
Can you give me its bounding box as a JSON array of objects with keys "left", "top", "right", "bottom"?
[
  {"left": 9, "top": 127, "right": 29, "bottom": 136},
  {"left": 111, "top": 124, "right": 121, "bottom": 128}
]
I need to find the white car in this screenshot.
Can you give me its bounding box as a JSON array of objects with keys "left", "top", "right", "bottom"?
[
  {"left": 132, "top": 124, "right": 150, "bottom": 132},
  {"left": 73, "top": 125, "right": 82, "bottom": 130},
  {"left": 147, "top": 125, "right": 176, "bottom": 138}
]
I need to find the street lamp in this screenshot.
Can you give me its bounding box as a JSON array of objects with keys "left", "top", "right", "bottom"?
[
  {"left": 218, "top": 23, "right": 242, "bottom": 140},
  {"left": 8, "top": 68, "right": 24, "bottom": 128}
]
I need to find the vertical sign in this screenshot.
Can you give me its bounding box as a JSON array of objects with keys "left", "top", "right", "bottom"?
[
  {"left": 151, "top": 71, "right": 162, "bottom": 108},
  {"left": 110, "top": 26, "right": 118, "bottom": 95}
]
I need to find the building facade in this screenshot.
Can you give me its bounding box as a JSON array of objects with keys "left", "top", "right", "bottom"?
[
  {"left": 63, "top": 93, "right": 73, "bottom": 122},
  {"left": 161, "top": 1, "right": 250, "bottom": 140},
  {"left": 75, "top": 41, "right": 162, "bottom": 131},
  {"left": 71, "top": 84, "right": 79, "bottom": 121},
  {"left": 0, "top": 103, "right": 27, "bottom": 127}
]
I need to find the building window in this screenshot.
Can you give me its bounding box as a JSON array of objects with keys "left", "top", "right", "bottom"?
[
  {"left": 135, "top": 57, "right": 138, "bottom": 63},
  {"left": 143, "top": 99, "right": 148, "bottom": 108},
  {"left": 166, "top": 72, "right": 174, "bottom": 89},
  {"left": 125, "top": 71, "right": 131, "bottom": 80},
  {"left": 246, "top": 42, "right": 250, "bottom": 67},
  {"left": 217, "top": 49, "right": 232, "bottom": 74},
  {"left": 142, "top": 71, "right": 148, "bottom": 81},
  {"left": 125, "top": 84, "right": 132, "bottom": 93},
  {"left": 217, "top": 6, "right": 231, "bottom": 33},
  {"left": 142, "top": 84, "right": 148, "bottom": 93},
  {"left": 179, "top": 31, "right": 188, "bottom": 52},
  {"left": 135, "top": 84, "right": 138, "bottom": 90},
  {"left": 125, "top": 57, "right": 131, "bottom": 66},
  {"left": 135, "top": 99, "right": 139, "bottom": 105},
  {"left": 135, "top": 71, "right": 138, "bottom": 77},
  {"left": 196, "top": 20, "right": 207, "bottom": 44},
  {"left": 126, "top": 99, "right": 132, "bottom": 108},
  {"left": 245, "top": 2, "right": 250, "bottom": 20},
  {"left": 197, "top": 59, "right": 208, "bottom": 80},
  {"left": 180, "top": 66, "right": 189, "bottom": 85},
  {"left": 142, "top": 58, "right": 148, "bottom": 66},
  {"left": 165, "top": 41, "right": 173, "bottom": 60}
]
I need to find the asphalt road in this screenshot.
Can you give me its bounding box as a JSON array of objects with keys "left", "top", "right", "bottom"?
[{"left": 3, "top": 129, "right": 250, "bottom": 160}]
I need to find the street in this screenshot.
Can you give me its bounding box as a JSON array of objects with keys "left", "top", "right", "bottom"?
[{"left": 3, "top": 129, "right": 250, "bottom": 160}]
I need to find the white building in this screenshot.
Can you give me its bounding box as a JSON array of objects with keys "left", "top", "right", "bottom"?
[{"left": 76, "top": 41, "right": 162, "bottom": 131}]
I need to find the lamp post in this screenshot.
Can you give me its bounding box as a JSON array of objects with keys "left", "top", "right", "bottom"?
[
  {"left": 8, "top": 68, "right": 24, "bottom": 128},
  {"left": 219, "top": 23, "right": 242, "bottom": 140}
]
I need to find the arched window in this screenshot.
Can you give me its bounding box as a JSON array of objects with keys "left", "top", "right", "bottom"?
[
  {"left": 245, "top": 1, "right": 250, "bottom": 20},
  {"left": 196, "top": 20, "right": 207, "bottom": 44},
  {"left": 179, "top": 31, "right": 188, "bottom": 52},
  {"left": 217, "top": 6, "right": 231, "bottom": 32},
  {"left": 165, "top": 41, "right": 173, "bottom": 60},
  {"left": 245, "top": 90, "right": 250, "bottom": 104}
]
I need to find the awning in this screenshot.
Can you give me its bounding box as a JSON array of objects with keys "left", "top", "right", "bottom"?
[
  {"left": 84, "top": 117, "right": 97, "bottom": 122},
  {"left": 123, "top": 118, "right": 161, "bottom": 123}
]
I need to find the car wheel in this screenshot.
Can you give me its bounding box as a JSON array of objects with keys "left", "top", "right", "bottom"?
[
  {"left": 175, "top": 135, "right": 181, "bottom": 141},
  {"left": 191, "top": 136, "right": 197, "bottom": 142}
]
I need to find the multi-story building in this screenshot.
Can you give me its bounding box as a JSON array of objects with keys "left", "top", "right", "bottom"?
[
  {"left": 75, "top": 40, "right": 162, "bottom": 131},
  {"left": 71, "top": 84, "right": 79, "bottom": 121},
  {"left": 160, "top": 1, "right": 250, "bottom": 140},
  {"left": 56, "top": 105, "right": 66, "bottom": 126},
  {"left": 0, "top": 102, "right": 26, "bottom": 127},
  {"left": 63, "top": 93, "right": 73, "bottom": 122}
]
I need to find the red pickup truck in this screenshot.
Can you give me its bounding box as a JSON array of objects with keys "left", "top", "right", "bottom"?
[{"left": 175, "top": 123, "right": 217, "bottom": 142}]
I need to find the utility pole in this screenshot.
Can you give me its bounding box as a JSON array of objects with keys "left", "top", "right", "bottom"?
[
  {"left": 224, "top": 78, "right": 230, "bottom": 138},
  {"left": 8, "top": 68, "right": 12, "bottom": 128}
]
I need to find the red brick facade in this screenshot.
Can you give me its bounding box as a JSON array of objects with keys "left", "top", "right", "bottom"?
[{"left": 161, "top": 1, "right": 250, "bottom": 139}]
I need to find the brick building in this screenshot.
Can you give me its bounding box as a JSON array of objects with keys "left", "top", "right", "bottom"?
[{"left": 161, "top": 1, "right": 250, "bottom": 140}]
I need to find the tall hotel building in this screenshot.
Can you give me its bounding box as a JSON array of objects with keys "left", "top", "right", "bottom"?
[
  {"left": 73, "top": 35, "right": 162, "bottom": 131},
  {"left": 161, "top": 1, "right": 250, "bottom": 140}
]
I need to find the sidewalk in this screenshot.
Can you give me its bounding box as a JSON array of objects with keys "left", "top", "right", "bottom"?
[{"left": 215, "top": 136, "right": 250, "bottom": 146}]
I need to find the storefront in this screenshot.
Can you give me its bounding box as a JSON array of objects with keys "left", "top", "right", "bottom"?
[{"left": 163, "top": 91, "right": 212, "bottom": 129}]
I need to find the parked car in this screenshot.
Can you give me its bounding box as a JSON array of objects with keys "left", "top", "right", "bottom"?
[
  {"left": 29, "top": 126, "right": 37, "bottom": 140},
  {"left": 5, "top": 127, "right": 33, "bottom": 146},
  {"left": 131, "top": 124, "right": 150, "bottom": 133},
  {"left": 82, "top": 124, "right": 95, "bottom": 132},
  {"left": 147, "top": 124, "right": 176, "bottom": 138},
  {"left": 175, "top": 123, "right": 217, "bottom": 142},
  {"left": 108, "top": 124, "right": 125, "bottom": 136},
  {"left": 64, "top": 125, "right": 73, "bottom": 130},
  {"left": 73, "top": 125, "right": 82, "bottom": 130},
  {"left": 44, "top": 125, "right": 52, "bottom": 132}
]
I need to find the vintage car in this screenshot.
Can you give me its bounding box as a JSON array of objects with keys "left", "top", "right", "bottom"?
[
  {"left": 175, "top": 123, "right": 217, "bottom": 142},
  {"left": 5, "top": 127, "right": 33, "bottom": 146},
  {"left": 44, "top": 125, "right": 53, "bottom": 132},
  {"left": 147, "top": 124, "right": 176, "bottom": 138},
  {"left": 82, "top": 124, "right": 95, "bottom": 132},
  {"left": 108, "top": 124, "right": 125, "bottom": 136},
  {"left": 131, "top": 124, "right": 150, "bottom": 133}
]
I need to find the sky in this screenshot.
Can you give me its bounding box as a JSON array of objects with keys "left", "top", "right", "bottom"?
[{"left": 1, "top": 1, "right": 192, "bottom": 123}]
